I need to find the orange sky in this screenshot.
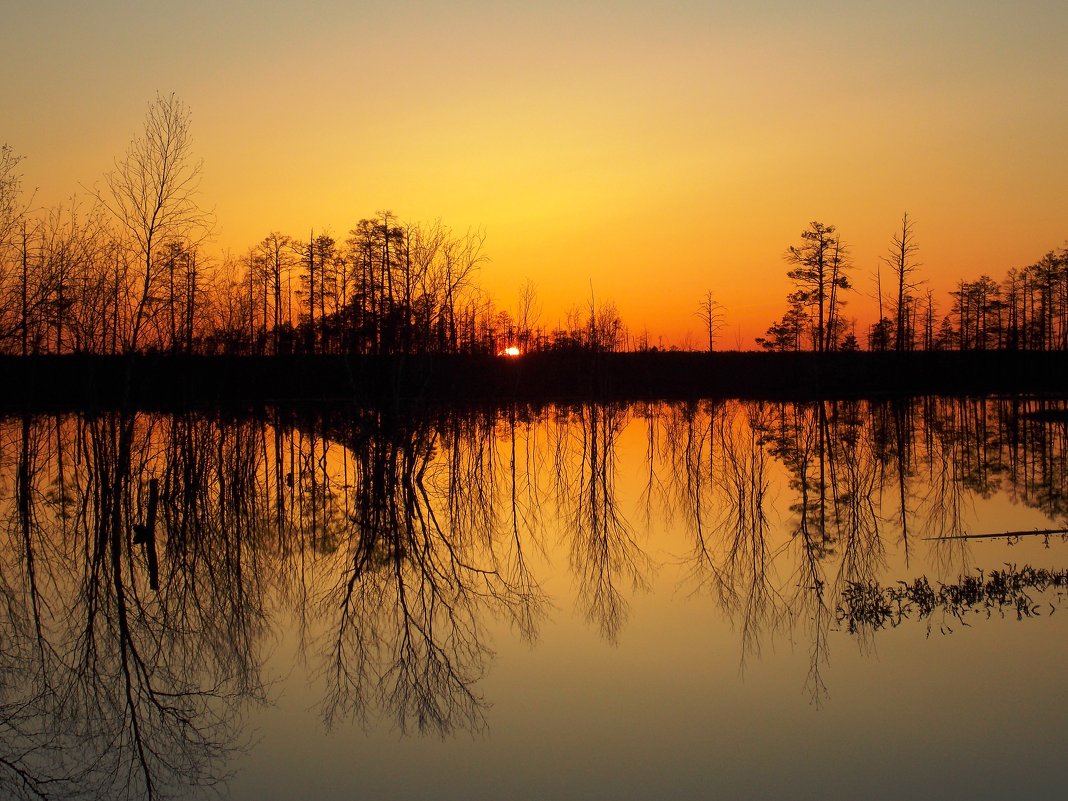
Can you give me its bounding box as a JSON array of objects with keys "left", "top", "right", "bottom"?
[{"left": 4, "top": 1, "right": 1068, "bottom": 347}]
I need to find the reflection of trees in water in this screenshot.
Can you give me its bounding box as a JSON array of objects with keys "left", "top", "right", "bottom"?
[
  {"left": 0, "top": 413, "right": 269, "bottom": 800},
  {"left": 0, "top": 416, "right": 60, "bottom": 799},
  {"left": 0, "top": 393, "right": 1067, "bottom": 789},
  {"left": 759, "top": 396, "right": 1067, "bottom": 578},
  {"left": 0, "top": 403, "right": 558, "bottom": 788},
  {"left": 552, "top": 402, "right": 651, "bottom": 642},
  {"left": 914, "top": 398, "right": 1068, "bottom": 561},
  {"left": 664, "top": 395, "right": 1068, "bottom": 700},
  {"left": 662, "top": 400, "right": 780, "bottom": 662},
  {"left": 757, "top": 401, "right": 887, "bottom": 582},
  {"left": 315, "top": 407, "right": 545, "bottom": 736},
  {"left": 278, "top": 395, "right": 1068, "bottom": 714},
  {"left": 912, "top": 398, "right": 973, "bottom": 574},
  {"left": 1004, "top": 400, "right": 1068, "bottom": 520},
  {"left": 750, "top": 400, "right": 884, "bottom": 700}
]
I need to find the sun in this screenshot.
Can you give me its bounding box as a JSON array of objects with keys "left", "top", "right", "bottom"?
[{"left": 501, "top": 346, "right": 522, "bottom": 357}]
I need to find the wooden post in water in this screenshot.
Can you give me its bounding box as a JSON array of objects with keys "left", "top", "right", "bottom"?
[
  {"left": 133, "top": 478, "right": 161, "bottom": 591},
  {"left": 145, "top": 478, "right": 159, "bottom": 591}
]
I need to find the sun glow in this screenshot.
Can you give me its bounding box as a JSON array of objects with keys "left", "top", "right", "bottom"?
[{"left": 501, "top": 346, "right": 522, "bottom": 357}]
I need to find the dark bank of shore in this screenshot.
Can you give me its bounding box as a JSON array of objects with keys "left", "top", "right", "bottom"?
[{"left": 2, "top": 351, "right": 1068, "bottom": 412}]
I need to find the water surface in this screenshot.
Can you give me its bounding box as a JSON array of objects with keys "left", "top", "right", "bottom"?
[{"left": 1, "top": 397, "right": 1066, "bottom": 799}]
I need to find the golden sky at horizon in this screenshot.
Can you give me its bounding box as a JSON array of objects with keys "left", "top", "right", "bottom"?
[{"left": 4, "top": 0, "right": 1068, "bottom": 347}]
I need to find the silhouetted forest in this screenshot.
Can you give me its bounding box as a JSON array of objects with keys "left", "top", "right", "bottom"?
[
  {"left": 758, "top": 217, "right": 1068, "bottom": 353},
  {"left": 7, "top": 350, "right": 1068, "bottom": 410},
  {"left": 0, "top": 97, "right": 626, "bottom": 362},
  {"left": 2, "top": 97, "right": 1068, "bottom": 366}
]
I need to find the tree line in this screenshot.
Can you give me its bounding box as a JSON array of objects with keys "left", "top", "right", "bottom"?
[
  {"left": 756, "top": 214, "right": 1068, "bottom": 353},
  {"left": 4, "top": 94, "right": 1067, "bottom": 357},
  {"left": 0, "top": 95, "right": 628, "bottom": 358}
]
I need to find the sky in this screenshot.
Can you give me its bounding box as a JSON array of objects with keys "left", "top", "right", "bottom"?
[{"left": 4, "top": 0, "right": 1068, "bottom": 347}]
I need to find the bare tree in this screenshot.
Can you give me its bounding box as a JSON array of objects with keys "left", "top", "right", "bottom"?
[
  {"left": 515, "top": 278, "right": 541, "bottom": 352},
  {"left": 695, "top": 290, "right": 725, "bottom": 352},
  {"left": 258, "top": 232, "right": 293, "bottom": 353},
  {"left": 96, "top": 93, "right": 212, "bottom": 352},
  {"left": 883, "top": 212, "right": 921, "bottom": 351},
  {"left": 0, "top": 146, "right": 30, "bottom": 352},
  {"left": 0, "top": 145, "right": 26, "bottom": 253},
  {"left": 825, "top": 236, "right": 852, "bottom": 350}
]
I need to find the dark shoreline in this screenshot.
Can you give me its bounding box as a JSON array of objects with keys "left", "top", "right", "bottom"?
[{"left": 3, "top": 351, "right": 1068, "bottom": 411}]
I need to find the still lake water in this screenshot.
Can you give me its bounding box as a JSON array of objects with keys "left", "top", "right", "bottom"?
[{"left": 1, "top": 397, "right": 1066, "bottom": 800}]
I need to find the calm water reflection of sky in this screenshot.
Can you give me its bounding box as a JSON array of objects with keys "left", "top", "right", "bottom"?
[
  {"left": 2, "top": 399, "right": 1065, "bottom": 800},
  {"left": 227, "top": 402, "right": 1068, "bottom": 801}
]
